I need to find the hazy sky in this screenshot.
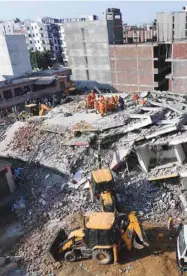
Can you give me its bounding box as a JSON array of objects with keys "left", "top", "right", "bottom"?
[{"left": 1, "top": 1, "right": 187, "bottom": 25}]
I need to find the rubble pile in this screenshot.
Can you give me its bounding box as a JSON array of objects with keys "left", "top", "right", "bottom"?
[
  {"left": 2, "top": 90, "right": 187, "bottom": 273},
  {"left": 14, "top": 167, "right": 97, "bottom": 275},
  {"left": 115, "top": 174, "right": 182, "bottom": 221}
]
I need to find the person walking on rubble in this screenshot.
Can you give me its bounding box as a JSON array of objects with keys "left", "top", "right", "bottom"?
[{"left": 168, "top": 216, "right": 174, "bottom": 240}]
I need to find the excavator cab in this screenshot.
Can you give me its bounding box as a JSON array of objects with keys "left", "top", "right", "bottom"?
[
  {"left": 25, "top": 104, "right": 39, "bottom": 116},
  {"left": 90, "top": 168, "right": 115, "bottom": 212}
]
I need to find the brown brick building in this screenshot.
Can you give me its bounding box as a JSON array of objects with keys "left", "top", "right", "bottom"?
[
  {"left": 109, "top": 43, "right": 171, "bottom": 93},
  {"left": 167, "top": 41, "right": 187, "bottom": 93}
]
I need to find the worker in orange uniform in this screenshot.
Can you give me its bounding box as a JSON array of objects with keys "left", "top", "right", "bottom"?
[
  {"left": 133, "top": 92, "right": 139, "bottom": 105},
  {"left": 99, "top": 101, "right": 105, "bottom": 117},
  {"left": 140, "top": 98, "right": 147, "bottom": 106},
  {"left": 90, "top": 90, "right": 96, "bottom": 101},
  {"left": 94, "top": 100, "right": 100, "bottom": 114},
  {"left": 110, "top": 96, "right": 116, "bottom": 110},
  {"left": 114, "top": 95, "right": 119, "bottom": 106},
  {"left": 86, "top": 94, "right": 92, "bottom": 109},
  {"left": 100, "top": 95, "right": 105, "bottom": 103}
]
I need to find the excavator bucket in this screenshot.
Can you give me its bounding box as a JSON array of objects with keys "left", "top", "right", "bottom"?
[
  {"left": 47, "top": 229, "right": 68, "bottom": 262},
  {"left": 121, "top": 212, "right": 149, "bottom": 250}
]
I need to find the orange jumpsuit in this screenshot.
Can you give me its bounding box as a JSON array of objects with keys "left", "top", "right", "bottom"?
[
  {"left": 99, "top": 101, "right": 105, "bottom": 117},
  {"left": 114, "top": 95, "right": 119, "bottom": 105},
  {"left": 94, "top": 100, "right": 100, "bottom": 113},
  {"left": 110, "top": 96, "right": 116, "bottom": 110},
  {"left": 140, "top": 99, "right": 146, "bottom": 106},
  {"left": 133, "top": 93, "right": 139, "bottom": 104},
  {"left": 86, "top": 95, "right": 92, "bottom": 108}
]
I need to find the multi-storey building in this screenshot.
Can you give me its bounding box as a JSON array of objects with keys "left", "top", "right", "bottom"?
[
  {"left": 0, "top": 35, "right": 32, "bottom": 81},
  {"left": 0, "top": 20, "right": 23, "bottom": 35},
  {"left": 123, "top": 24, "right": 157, "bottom": 44},
  {"left": 157, "top": 6, "right": 187, "bottom": 42}
]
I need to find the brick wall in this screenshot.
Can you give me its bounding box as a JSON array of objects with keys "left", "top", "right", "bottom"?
[
  {"left": 171, "top": 43, "right": 187, "bottom": 93},
  {"left": 109, "top": 44, "right": 154, "bottom": 92},
  {"left": 173, "top": 43, "right": 187, "bottom": 59}
]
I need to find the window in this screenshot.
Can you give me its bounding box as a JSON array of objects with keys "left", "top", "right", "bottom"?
[
  {"left": 42, "top": 40, "right": 45, "bottom": 44},
  {"left": 38, "top": 47, "right": 41, "bottom": 50},
  {"left": 28, "top": 34, "right": 31, "bottom": 37},
  {"left": 43, "top": 47, "right": 46, "bottom": 51},
  {"left": 30, "top": 47, "right": 33, "bottom": 51},
  {"left": 55, "top": 46, "right": 58, "bottom": 50},
  {"left": 40, "top": 27, "right": 43, "bottom": 30},
  {"left": 41, "top": 33, "right": 44, "bottom": 37},
  {"left": 33, "top": 34, "right": 35, "bottom": 37},
  {"left": 32, "top": 26, "right": 34, "bottom": 30},
  {"left": 14, "top": 87, "right": 23, "bottom": 97},
  {"left": 30, "top": 40, "right": 32, "bottom": 44},
  {"left": 27, "top": 27, "right": 30, "bottom": 30},
  {"left": 35, "top": 26, "right": 37, "bottom": 29},
  {"left": 3, "top": 90, "right": 12, "bottom": 99},
  {"left": 36, "top": 33, "right": 38, "bottom": 36}
]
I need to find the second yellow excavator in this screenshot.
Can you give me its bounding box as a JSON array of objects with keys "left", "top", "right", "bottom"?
[{"left": 89, "top": 168, "right": 116, "bottom": 212}]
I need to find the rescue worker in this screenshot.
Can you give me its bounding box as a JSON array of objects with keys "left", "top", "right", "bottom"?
[
  {"left": 168, "top": 216, "right": 173, "bottom": 240},
  {"left": 119, "top": 96, "right": 125, "bottom": 111},
  {"left": 99, "top": 101, "right": 105, "bottom": 117},
  {"left": 90, "top": 90, "right": 96, "bottom": 101},
  {"left": 94, "top": 100, "right": 100, "bottom": 114},
  {"left": 100, "top": 95, "right": 105, "bottom": 103},
  {"left": 86, "top": 94, "right": 92, "bottom": 109},
  {"left": 110, "top": 96, "right": 116, "bottom": 110},
  {"left": 140, "top": 98, "right": 146, "bottom": 106},
  {"left": 133, "top": 92, "right": 139, "bottom": 105},
  {"left": 114, "top": 95, "right": 119, "bottom": 105}
]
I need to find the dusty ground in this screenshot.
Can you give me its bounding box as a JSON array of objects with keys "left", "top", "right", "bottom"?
[{"left": 57, "top": 224, "right": 180, "bottom": 276}]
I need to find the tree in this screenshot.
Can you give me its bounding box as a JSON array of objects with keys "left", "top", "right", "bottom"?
[{"left": 29, "top": 50, "right": 54, "bottom": 70}]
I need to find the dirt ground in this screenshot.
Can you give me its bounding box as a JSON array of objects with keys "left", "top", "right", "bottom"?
[{"left": 57, "top": 224, "right": 181, "bottom": 276}]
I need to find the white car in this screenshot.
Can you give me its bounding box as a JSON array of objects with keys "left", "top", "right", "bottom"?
[{"left": 177, "top": 225, "right": 187, "bottom": 272}]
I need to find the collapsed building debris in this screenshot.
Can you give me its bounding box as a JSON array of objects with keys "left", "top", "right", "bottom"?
[{"left": 2, "top": 90, "right": 187, "bottom": 274}]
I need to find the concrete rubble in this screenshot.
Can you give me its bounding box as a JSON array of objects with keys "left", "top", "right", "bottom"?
[{"left": 2, "top": 91, "right": 187, "bottom": 274}]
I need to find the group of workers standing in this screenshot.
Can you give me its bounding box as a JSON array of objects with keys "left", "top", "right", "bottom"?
[
  {"left": 86, "top": 90, "right": 147, "bottom": 117},
  {"left": 86, "top": 90, "right": 124, "bottom": 117}
]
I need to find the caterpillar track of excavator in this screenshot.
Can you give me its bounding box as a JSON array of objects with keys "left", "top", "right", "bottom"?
[{"left": 47, "top": 212, "right": 149, "bottom": 265}]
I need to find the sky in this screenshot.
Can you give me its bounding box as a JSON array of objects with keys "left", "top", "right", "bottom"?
[{"left": 1, "top": 1, "right": 187, "bottom": 25}]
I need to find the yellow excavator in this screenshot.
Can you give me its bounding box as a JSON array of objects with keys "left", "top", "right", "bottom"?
[
  {"left": 90, "top": 168, "right": 116, "bottom": 212},
  {"left": 17, "top": 103, "right": 51, "bottom": 120},
  {"left": 47, "top": 211, "right": 149, "bottom": 264}
]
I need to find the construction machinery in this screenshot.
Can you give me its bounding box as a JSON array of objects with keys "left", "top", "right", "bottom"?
[
  {"left": 176, "top": 224, "right": 187, "bottom": 272},
  {"left": 17, "top": 103, "right": 51, "bottom": 120},
  {"left": 39, "top": 103, "right": 51, "bottom": 116},
  {"left": 47, "top": 211, "right": 149, "bottom": 265},
  {"left": 90, "top": 168, "right": 116, "bottom": 212},
  {"left": 25, "top": 104, "right": 39, "bottom": 116}
]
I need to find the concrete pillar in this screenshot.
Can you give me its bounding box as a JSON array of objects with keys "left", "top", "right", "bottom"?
[
  {"left": 0, "top": 91, "right": 5, "bottom": 101},
  {"left": 11, "top": 88, "right": 15, "bottom": 98},
  {"left": 174, "top": 144, "right": 186, "bottom": 164}
]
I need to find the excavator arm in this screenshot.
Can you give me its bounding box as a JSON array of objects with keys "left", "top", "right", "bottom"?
[
  {"left": 39, "top": 104, "right": 51, "bottom": 116},
  {"left": 121, "top": 212, "right": 149, "bottom": 250}
]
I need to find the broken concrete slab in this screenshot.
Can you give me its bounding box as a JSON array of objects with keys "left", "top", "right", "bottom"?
[
  {"left": 145, "top": 125, "right": 179, "bottom": 139},
  {"left": 110, "top": 146, "right": 132, "bottom": 171},
  {"left": 149, "top": 100, "right": 184, "bottom": 115}
]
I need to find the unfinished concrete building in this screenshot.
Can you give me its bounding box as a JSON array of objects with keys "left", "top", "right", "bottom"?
[
  {"left": 109, "top": 43, "right": 171, "bottom": 93},
  {"left": 64, "top": 20, "right": 112, "bottom": 87},
  {"left": 166, "top": 41, "right": 187, "bottom": 93},
  {"left": 157, "top": 7, "right": 187, "bottom": 42}
]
